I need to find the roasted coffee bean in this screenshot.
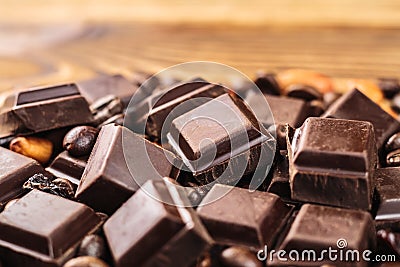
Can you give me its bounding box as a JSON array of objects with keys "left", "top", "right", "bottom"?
[
  {"left": 78, "top": 234, "right": 108, "bottom": 260},
  {"left": 386, "top": 149, "right": 400, "bottom": 167},
  {"left": 219, "top": 246, "right": 262, "bottom": 267},
  {"left": 4, "top": 199, "right": 19, "bottom": 211},
  {"left": 286, "top": 84, "right": 322, "bottom": 101},
  {"left": 63, "top": 256, "right": 109, "bottom": 267},
  {"left": 378, "top": 78, "right": 400, "bottom": 99},
  {"left": 254, "top": 72, "right": 280, "bottom": 95},
  {"left": 10, "top": 136, "right": 53, "bottom": 164},
  {"left": 63, "top": 126, "right": 99, "bottom": 157},
  {"left": 323, "top": 91, "right": 341, "bottom": 108},
  {"left": 385, "top": 132, "right": 400, "bottom": 153},
  {"left": 277, "top": 69, "right": 333, "bottom": 94}
]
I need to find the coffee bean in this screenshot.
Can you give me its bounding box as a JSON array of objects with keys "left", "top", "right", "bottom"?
[
  {"left": 385, "top": 132, "right": 400, "bottom": 153},
  {"left": 254, "top": 72, "right": 280, "bottom": 96},
  {"left": 63, "top": 256, "right": 109, "bottom": 267},
  {"left": 78, "top": 235, "right": 108, "bottom": 261},
  {"left": 219, "top": 246, "right": 262, "bottom": 267},
  {"left": 378, "top": 78, "right": 400, "bottom": 99},
  {"left": 63, "top": 126, "right": 99, "bottom": 157},
  {"left": 386, "top": 149, "right": 400, "bottom": 167},
  {"left": 286, "top": 84, "right": 322, "bottom": 101}
]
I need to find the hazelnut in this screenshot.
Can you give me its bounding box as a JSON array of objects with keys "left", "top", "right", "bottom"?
[{"left": 10, "top": 136, "right": 53, "bottom": 164}]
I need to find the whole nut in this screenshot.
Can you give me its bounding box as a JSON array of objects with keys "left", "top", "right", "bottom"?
[
  {"left": 10, "top": 137, "right": 53, "bottom": 164},
  {"left": 333, "top": 78, "right": 384, "bottom": 103},
  {"left": 78, "top": 234, "right": 108, "bottom": 261},
  {"left": 63, "top": 256, "right": 109, "bottom": 267},
  {"left": 63, "top": 126, "right": 99, "bottom": 157},
  {"left": 219, "top": 246, "right": 262, "bottom": 267},
  {"left": 276, "top": 69, "right": 333, "bottom": 94}
]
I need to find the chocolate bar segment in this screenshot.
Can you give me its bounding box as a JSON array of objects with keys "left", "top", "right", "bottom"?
[
  {"left": 46, "top": 151, "right": 88, "bottom": 185},
  {"left": 375, "top": 167, "right": 400, "bottom": 221},
  {"left": 323, "top": 88, "right": 400, "bottom": 150},
  {"left": 0, "top": 84, "right": 94, "bottom": 138},
  {"left": 197, "top": 184, "right": 292, "bottom": 249},
  {"left": 168, "top": 93, "right": 275, "bottom": 185},
  {"left": 0, "top": 190, "right": 101, "bottom": 267},
  {"left": 104, "top": 180, "right": 212, "bottom": 267},
  {"left": 272, "top": 204, "right": 375, "bottom": 266},
  {"left": 78, "top": 74, "right": 138, "bottom": 107},
  {"left": 0, "top": 146, "right": 44, "bottom": 204},
  {"left": 288, "top": 117, "right": 376, "bottom": 210},
  {"left": 76, "top": 124, "right": 180, "bottom": 214},
  {"left": 145, "top": 82, "right": 226, "bottom": 141}
]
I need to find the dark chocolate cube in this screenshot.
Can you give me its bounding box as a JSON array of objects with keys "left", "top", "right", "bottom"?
[
  {"left": 168, "top": 93, "right": 276, "bottom": 185},
  {"left": 0, "top": 190, "right": 101, "bottom": 267},
  {"left": 197, "top": 184, "right": 292, "bottom": 249},
  {"left": 323, "top": 88, "right": 400, "bottom": 150},
  {"left": 272, "top": 204, "right": 375, "bottom": 266},
  {"left": 46, "top": 151, "right": 88, "bottom": 185},
  {"left": 75, "top": 124, "right": 180, "bottom": 214},
  {"left": 0, "top": 146, "right": 44, "bottom": 204},
  {"left": 0, "top": 83, "right": 94, "bottom": 138},
  {"left": 288, "top": 117, "right": 376, "bottom": 210},
  {"left": 104, "top": 180, "right": 212, "bottom": 267}
]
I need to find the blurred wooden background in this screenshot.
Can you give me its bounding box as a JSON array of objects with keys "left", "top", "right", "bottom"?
[{"left": 1, "top": 0, "right": 400, "bottom": 93}]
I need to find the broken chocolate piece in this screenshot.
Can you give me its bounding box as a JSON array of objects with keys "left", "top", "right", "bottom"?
[
  {"left": 104, "top": 180, "right": 212, "bottom": 267},
  {"left": 0, "top": 84, "right": 94, "bottom": 138},
  {"left": 288, "top": 117, "right": 376, "bottom": 210},
  {"left": 197, "top": 184, "right": 292, "bottom": 249}
]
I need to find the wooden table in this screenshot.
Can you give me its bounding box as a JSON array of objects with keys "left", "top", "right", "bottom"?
[{"left": 1, "top": 1, "right": 400, "bottom": 94}]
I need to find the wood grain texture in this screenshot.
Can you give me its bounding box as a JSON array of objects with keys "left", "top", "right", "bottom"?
[{"left": 1, "top": 23, "right": 400, "bottom": 95}]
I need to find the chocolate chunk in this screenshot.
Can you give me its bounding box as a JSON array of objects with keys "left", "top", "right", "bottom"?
[
  {"left": 375, "top": 167, "right": 400, "bottom": 221},
  {"left": 144, "top": 82, "right": 226, "bottom": 142},
  {"left": 0, "top": 190, "right": 101, "bottom": 267},
  {"left": 288, "top": 117, "right": 376, "bottom": 210},
  {"left": 75, "top": 124, "right": 180, "bottom": 214},
  {"left": 285, "top": 84, "right": 322, "bottom": 101},
  {"left": 272, "top": 204, "right": 375, "bottom": 266},
  {"left": 168, "top": 93, "right": 275, "bottom": 186},
  {"left": 46, "top": 151, "right": 88, "bottom": 185},
  {"left": 77, "top": 74, "right": 137, "bottom": 107},
  {"left": 90, "top": 95, "right": 124, "bottom": 126},
  {"left": 267, "top": 152, "right": 291, "bottom": 201},
  {"left": 378, "top": 78, "right": 400, "bottom": 99},
  {"left": 0, "top": 146, "right": 44, "bottom": 204},
  {"left": 0, "top": 84, "right": 94, "bottom": 139},
  {"left": 197, "top": 184, "right": 292, "bottom": 249},
  {"left": 103, "top": 180, "right": 212, "bottom": 267},
  {"left": 323, "top": 88, "right": 400, "bottom": 150},
  {"left": 254, "top": 72, "right": 280, "bottom": 95}
]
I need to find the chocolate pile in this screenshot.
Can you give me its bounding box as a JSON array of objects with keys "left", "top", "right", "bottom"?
[{"left": 0, "top": 70, "right": 400, "bottom": 267}]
